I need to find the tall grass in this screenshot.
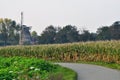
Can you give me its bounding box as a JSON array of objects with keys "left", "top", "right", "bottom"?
[{"left": 0, "top": 40, "right": 120, "bottom": 64}]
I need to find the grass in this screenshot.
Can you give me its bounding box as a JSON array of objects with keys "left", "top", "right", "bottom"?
[
  {"left": 0, "top": 57, "right": 77, "bottom": 80},
  {"left": 59, "top": 67, "right": 77, "bottom": 80},
  {"left": 49, "top": 67, "right": 77, "bottom": 80}
]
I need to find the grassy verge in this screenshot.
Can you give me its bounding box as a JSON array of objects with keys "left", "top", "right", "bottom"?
[
  {"left": 0, "top": 57, "right": 77, "bottom": 80},
  {"left": 49, "top": 66, "right": 77, "bottom": 80},
  {"left": 58, "top": 67, "right": 77, "bottom": 80}
]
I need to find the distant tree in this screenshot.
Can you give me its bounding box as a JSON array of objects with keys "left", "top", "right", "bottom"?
[
  {"left": 38, "top": 25, "right": 57, "bottom": 44},
  {"left": 54, "top": 28, "right": 67, "bottom": 43},
  {"left": 55, "top": 25, "right": 79, "bottom": 43},
  {"left": 31, "top": 31, "right": 37, "bottom": 37},
  {"left": 110, "top": 21, "right": 120, "bottom": 40},
  {"left": 96, "top": 26, "right": 111, "bottom": 40},
  {"left": 90, "top": 33, "right": 97, "bottom": 41},
  {"left": 0, "top": 18, "right": 11, "bottom": 46},
  {"left": 8, "top": 21, "right": 19, "bottom": 44},
  {"left": 14, "top": 24, "right": 21, "bottom": 44},
  {"left": 80, "top": 30, "right": 91, "bottom": 41},
  {"left": 0, "top": 18, "right": 20, "bottom": 46},
  {"left": 31, "top": 31, "right": 38, "bottom": 44}
]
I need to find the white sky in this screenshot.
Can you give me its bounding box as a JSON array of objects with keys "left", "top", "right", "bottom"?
[{"left": 0, "top": 0, "right": 120, "bottom": 34}]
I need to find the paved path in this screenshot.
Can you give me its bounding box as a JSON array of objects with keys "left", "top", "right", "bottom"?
[{"left": 58, "top": 63, "right": 120, "bottom": 80}]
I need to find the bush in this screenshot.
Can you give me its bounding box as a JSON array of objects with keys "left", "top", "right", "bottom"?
[{"left": 0, "top": 57, "right": 58, "bottom": 80}]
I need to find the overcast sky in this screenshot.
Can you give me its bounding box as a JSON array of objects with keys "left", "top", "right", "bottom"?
[{"left": 0, "top": 0, "right": 120, "bottom": 34}]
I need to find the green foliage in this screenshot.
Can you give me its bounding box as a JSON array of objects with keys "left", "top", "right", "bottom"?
[
  {"left": 80, "top": 30, "right": 93, "bottom": 41},
  {"left": 97, "top": 26, "right": 111, "bottom": 40},
  {"left": 55, "top": 25, "right": 79, "bottom": 43},
  {"left": 39, "top": 25, "right": 57, "bottom": 44},
  {"left": 96, "top": 21, "right": 120, "bottom": 40},
  {"left": 0, "top": 18, "right": 20, "bottom": 46},
  {"left": 31, "top": 31, "right": 38, "bottom": 44},
  {"left": 38, "top": 21, "right": 120, "bottom": 44},
  {"left": 110, "top": 21, "right": 120, "bottom": 40},
  {"left": 0, "top": 57, "right": 56, "bottom": 80},
  {"left": 0, "top": 57, "right": 77, "bottom": 80},
  {"left": 38, "top": 25, "right": 80, "bottom": 44}
]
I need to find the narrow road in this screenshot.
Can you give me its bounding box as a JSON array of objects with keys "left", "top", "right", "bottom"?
[{"left": 58, "top": 63, "right": 120, "bottom": 80}]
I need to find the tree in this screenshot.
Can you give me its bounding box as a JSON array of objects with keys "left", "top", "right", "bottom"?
[
  {"left": 31, "top": 31, "right": 38, "bottom": 44},
  {"left": 96, "top": 26, "right": 111, "bottom": 40},
  {"left": 38, "top": 25, "right": 57, "bottom": 44},
  {"left": 110, "top": 21, "right": 120, "bottom": 40},
  {"left": 14, "top": 24, "right": 21, "bottom": 44},
  {"left": 0, "top": 18, "right": 20, "bottom": 46},
  {"left": 55, "top": 25, "right": 79, "bottom": 43},
  {"left": 80, "top": 30, "right": 92, "bottom": 41},
  {"left": 0, "top": 18, "right": 10, "bottom": 46},
  {"left": 90, "top": 33, "right": 97, "bottom": 41}
]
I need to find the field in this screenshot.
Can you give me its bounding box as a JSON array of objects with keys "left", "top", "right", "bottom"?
[
  {"left": 0, "top": 40, "right": 120, "bottom": 64},
  {"left": 0, "top": 57, "right": 76, "bottom": 80},
  {"left": 0, "top": 40, "right": 120, "bottom": 80}
]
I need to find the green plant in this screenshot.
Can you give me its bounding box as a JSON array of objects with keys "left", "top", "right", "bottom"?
[{"left": 0, "top": 57, "right": 77, "bottom": 80}]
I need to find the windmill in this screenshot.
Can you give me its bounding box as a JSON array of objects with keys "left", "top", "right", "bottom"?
[{"left": 19, "top": 12, "right": 32, "bottom": 45}]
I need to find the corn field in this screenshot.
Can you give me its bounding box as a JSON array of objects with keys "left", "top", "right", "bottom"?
[{"left": 0, "top": 40, "right": 120, "bottom": 64}]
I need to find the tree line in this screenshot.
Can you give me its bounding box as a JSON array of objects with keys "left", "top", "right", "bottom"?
[
  {"left": 0, "top": 18, "right": 120, "bottom": 46},
  {"left": 32, "top": 21, "right": 120, "bottom": 44}
]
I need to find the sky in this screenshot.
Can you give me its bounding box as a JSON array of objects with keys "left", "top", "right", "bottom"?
[{"left": 0, "top": 0, "right": 120, "bottom": 34}]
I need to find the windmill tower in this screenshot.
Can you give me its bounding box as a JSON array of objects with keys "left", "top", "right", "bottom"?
[{"left": 19, "top": 12, "right": 32, "bottom": 45}]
